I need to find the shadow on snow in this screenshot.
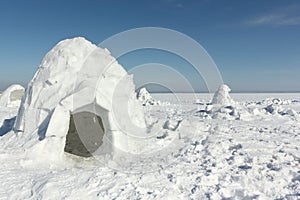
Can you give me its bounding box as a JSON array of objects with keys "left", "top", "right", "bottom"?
[{"left": 0, "top": 116, "right": 16, "bottom": 136}]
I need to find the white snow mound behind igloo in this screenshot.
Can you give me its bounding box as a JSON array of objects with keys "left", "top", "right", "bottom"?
[{"left": 0, "top": 84, "right": 25, "bottom": 107}]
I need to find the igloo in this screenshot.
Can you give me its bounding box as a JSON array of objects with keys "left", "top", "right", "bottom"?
[
  {"left": 0, "top": 84, "right": 25, "bottom": 107},
  {"left": 14, "top": 37, "right": 147, "bottom": 159},
  {"left": 211, "top": 84, "right": 234, "bottom": 106}
]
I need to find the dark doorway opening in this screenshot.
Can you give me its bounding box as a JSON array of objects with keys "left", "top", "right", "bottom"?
[{"left": 64, "top": 111, "right": 105, "bottom": 157}]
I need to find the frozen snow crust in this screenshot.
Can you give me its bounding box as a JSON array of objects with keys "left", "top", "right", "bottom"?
[{"left": 1, "top": 91, "right": 300, "bottom": 199}]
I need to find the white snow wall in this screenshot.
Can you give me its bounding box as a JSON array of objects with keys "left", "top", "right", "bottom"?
[{"left": 14, "top": 37, "right": 146, "bottom": 160}]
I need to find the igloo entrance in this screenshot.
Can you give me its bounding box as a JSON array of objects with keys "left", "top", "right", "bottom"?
[{"left": 64, "top": 111, "right": 105, "bottom": 157}]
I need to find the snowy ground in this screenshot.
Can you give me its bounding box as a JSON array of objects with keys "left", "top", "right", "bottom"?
[{"left": 0, "top": 93, "right": 300, "bottom": 199}]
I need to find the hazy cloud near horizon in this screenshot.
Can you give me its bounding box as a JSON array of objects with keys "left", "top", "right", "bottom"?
[{"left": 245, "top": 4, "right": 300, "bottom": 26}]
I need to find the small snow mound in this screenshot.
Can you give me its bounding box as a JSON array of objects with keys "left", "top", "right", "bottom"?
[
  {"left": 198, "top": 84, "right": 239, "bottom": 120},
  {"left": 0, "top": 84, "right": 25, "bottom": 107},
  {"left": 197, "top": 85, "right": 246, "bottom": 120},
  {"left": 211, "top": 84, "right": 234, "bottom": 106},
  {"left": 137, "top": 88, "right": 160, "bottom": 106}
]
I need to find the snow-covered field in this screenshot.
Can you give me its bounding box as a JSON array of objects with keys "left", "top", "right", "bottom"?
[{"left": 0, "top": 92, "right": 299, "bottom": 199}]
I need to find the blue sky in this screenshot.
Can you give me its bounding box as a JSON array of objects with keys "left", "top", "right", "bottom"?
[{"left": 0, "top": 0, "right": 300, "bottom": 92}]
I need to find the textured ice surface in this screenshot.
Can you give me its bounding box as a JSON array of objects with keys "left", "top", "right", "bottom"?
[{"left": 0, "top": 93, "right": 300, "bottom": 199}]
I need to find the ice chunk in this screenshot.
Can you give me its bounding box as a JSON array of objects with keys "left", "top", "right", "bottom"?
[{"left": 137, "top": 87, "right": 160, "bottom": 106}]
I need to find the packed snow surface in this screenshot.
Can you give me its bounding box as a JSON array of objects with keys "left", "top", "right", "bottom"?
[{"left": 0, "top": 93, "right": 300, "bottom": 199}]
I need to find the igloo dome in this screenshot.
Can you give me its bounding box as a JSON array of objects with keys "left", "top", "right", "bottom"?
[{"left": 14, "top": 37, "right": 147, "bottom": 159}]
